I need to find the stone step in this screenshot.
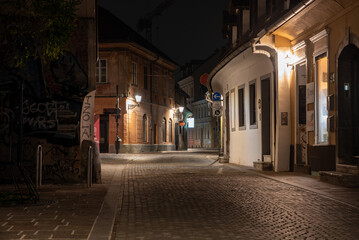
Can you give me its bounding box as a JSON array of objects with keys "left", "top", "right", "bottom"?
[
  {"left": 253, "top": 161, "right": 273, "bottom": 171},
  {"left": 319, "top": 171, "right": 359, "bottom": 187},
  {"left": 263, "top": 155, "right": 271, "bottom": 163},
  {"left": 336, "top": 164, "right": 359, "bottom": 174}
]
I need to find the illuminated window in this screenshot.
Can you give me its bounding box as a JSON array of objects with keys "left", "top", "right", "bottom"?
[
  {"left": 96, "top": 59, "right": 107, "bottom": 83},
  {"left": 315, "top": 53, "right": 328, "bottom": 144}
]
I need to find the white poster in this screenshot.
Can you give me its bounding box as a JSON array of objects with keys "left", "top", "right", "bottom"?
[
  {"left": 80, "top": 90, "right": 96, "bottom": 143},
  {"left": 306, "top": 82, "right": 315, "bottom": 104},
  {"left": 306, "top": 110, "right": 314, "bottom": 132}
]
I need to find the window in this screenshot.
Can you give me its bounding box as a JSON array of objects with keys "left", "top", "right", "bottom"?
[
  {"left": 144, "top": 66, "right": 148, "bottom": 90},
  {"left": 315, "top": 53, "right": 328, "bottom": 143},
  {"left": 143, "top": 114, "right": 147, "bottom": 142},
  {"left": 162, "top": 118, "right": 166, "bottom": 142},
  {"left": 168, "top": 119, "right": 172, "bottom": 142},
  {"left": 168, "top": 77, "right": 173, "bottom": 97},
  {"left": 154, "top": 70, "right": 158, "bottom": 94},
  {"left": 230, "top": 89, "right": 235, "bottom": 131},
  {"left": 238, "top": 86, "right": 245, "bottom": 129},
  {"left": 96, "top": 59, "right": 107, "bottom": 83},
  {"left": 163, "top": 76, "right": 167, "bottom": 96},
  {"left": 249, "top": 81, "right": 257, "bottom": 127},
  {"left": 132, "top": 62, "right": 137, "bottom": 85}
]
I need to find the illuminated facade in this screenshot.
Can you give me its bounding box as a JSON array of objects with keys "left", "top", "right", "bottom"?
[
  {"left": 95, "top": 7, "right": 177, "bottom": 153},
  {"left": 178, "top": 53, "right": 222, "bottom": 149},
  {"left": 208, "top": 0, "right": 359, "bottom": 178}
]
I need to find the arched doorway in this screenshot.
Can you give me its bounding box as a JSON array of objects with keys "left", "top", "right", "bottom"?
[{"left": 338, "top": 44, "right": 359, "bottom": 165}]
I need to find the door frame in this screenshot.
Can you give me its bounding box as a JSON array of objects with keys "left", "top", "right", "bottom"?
[
  {"left": 225, "top": 92, "right": 230, "bottom": 158},
  {"left": 294, "top": 61, "right": 308, "bottom": 165},
  {"left": 261, "top": 76, "right": 271, "bottom": 159},
  {"left": 337, "top": 43, "right": 359, "bottom": 164}
]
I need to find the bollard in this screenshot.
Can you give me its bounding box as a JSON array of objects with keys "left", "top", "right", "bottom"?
[
  {"left": 87, "top": 146, "right": 93, "bottom": 188},
  {"left": 36, "top": 145, "right": 43, "bottom": 188}
]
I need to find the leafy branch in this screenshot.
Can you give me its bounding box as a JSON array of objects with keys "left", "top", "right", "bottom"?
[{"left": 0, "top": 0, "right": 82, "bottom": 68}]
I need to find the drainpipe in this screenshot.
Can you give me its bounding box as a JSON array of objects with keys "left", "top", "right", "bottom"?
[
  {"left": 207, "top": 0, "right": 315, "bottom": 92},
  {"left": 150, "top": 55, "right": 160, "bottom": 146}
]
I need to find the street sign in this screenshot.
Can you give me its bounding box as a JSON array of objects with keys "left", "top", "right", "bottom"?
[
  {"left": 213, "top": 109, "right": 222, "bottom": 117},
  {"left": 212, "top": 92, "right": 221, "bottom": 101},
  {"left": 212, "top": 101, "right": 221, "bottom": 110},
  {"left": 212, "top": 101, "right": 222, "bottom": 116}
]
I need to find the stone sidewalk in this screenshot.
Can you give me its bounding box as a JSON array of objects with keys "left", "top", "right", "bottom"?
[{"left": 1, "top": 151, "right": 359, "bottom": 239}]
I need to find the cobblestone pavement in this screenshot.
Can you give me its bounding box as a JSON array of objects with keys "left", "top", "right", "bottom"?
[
  {"left": 109, "top": 153, "right": 359, "bottom": 240},
  {"left": 0, "top": 184, "right": 107, "bottom": 240},
  {"left": 1, "top": 151, "right": 359, "bottom": 240}
]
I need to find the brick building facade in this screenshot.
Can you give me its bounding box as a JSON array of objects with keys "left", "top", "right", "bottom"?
[{"left": 95, "top": 7, "right": 177, "bottom": 153}]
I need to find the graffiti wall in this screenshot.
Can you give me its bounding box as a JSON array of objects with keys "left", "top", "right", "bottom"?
[{"left": 0, "top": 19, "right": 94, "bottom": 183}]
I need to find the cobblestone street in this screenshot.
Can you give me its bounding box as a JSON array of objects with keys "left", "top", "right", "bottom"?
[
  {"left": 1, "top": 151, "right": 359, "bottom": 240},
  {"left": 108, "top": 152, "right": 359, "bottom": 240}
]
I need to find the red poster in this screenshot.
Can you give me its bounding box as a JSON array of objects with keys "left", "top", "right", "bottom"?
[{"left": 94, "top": 115, "right": 100, "bottom": 149}]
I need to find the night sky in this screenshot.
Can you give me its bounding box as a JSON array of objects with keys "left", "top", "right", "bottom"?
[{"left": 98, "top": 0, "right": 229, "bottom": 66}]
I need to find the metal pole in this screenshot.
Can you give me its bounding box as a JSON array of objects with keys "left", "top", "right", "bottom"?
[
  {"left": 87, "top": 146, "right": 93, "bottom": 188},
  {"left": 115, "top": 85, "right": 120, "bottom": 154},
  {"left": 36, "top": 145, "right": 43, "bottom": 188}
]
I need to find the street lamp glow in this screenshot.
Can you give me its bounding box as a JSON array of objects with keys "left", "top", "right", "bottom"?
[{"left": 135, "top": 95, "right": 142, "bottom": 103}]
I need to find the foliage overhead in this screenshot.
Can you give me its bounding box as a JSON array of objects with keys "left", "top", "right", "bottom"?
[{"left": 0, "top": 0, "right": 82, "bottom": 68}]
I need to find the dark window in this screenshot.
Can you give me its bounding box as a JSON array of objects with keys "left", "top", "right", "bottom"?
[
  {"left": 143, "top": 114, "right": 147, "bottom": 142},
  {"left": 163, "top": 76, "right": 167, "bottom": 96},
  {"left": 132, "top": 62, "right": 137, "bottom": 85},
  {"left": 162, "top": 118, "right": 166, "bottom": 142},
  {"left": 168, "top": 118, "right": 172, "bottom": 142},
  {"left": 249, "top": 82, "right": 256, "bottom": 125},
  {"left": 96, "top": 59, "right": 107, "bottom": 83},
  {"left": 144, "top": 66, "right": 148, "bottom": 90},
  {"left": 238, "top": 87, "right": 245, "bottom": 127}
]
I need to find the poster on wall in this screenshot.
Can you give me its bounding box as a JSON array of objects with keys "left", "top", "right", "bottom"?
[
  {"left": 306, "top": 110, "right": 315, "bottom": 131},
  {"left": 306, "top": 82, "right": 315, "bottom": 104},
  {"left": 80, "top": 90, "right": 96, "bottom": 143}
]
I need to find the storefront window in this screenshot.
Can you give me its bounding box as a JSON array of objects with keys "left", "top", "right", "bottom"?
[{"left": 315, "top": 53, "right": 328, "bottom": 143}]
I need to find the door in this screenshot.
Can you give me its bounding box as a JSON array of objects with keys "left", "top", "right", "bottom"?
[
  {"left": 338, "top": 44, "right": 359, "bottom": 164},
  {"left": 175, "top": 123, "right": 179, "bottom": 150},
  {"left": 296, "top": 63, "right": 307, "bottom": 165},
  {"left": 261, "top": 78, "right": 271, "bottom": 157},
  {"left": 99, "top": 115, "right": 109, "bottom": 153},
  {"left": 225, "top": 93, "right": 230, "bottom": 157},
  {"left": 200, "top": 128, "right": 204, "bottom": 147},
  {"left": 154, "top": 124, "right": 157, "bottom": 144}
]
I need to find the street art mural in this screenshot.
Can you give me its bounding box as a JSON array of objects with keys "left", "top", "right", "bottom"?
[{"left": 0, "top": 28, "right": 91, "bottom": 183}]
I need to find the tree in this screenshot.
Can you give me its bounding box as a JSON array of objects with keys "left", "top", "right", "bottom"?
[{"left": 0, "top": 0, "right": 82, "bottom": 68}]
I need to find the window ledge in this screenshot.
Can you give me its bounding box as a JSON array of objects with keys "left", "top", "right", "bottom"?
[{"left": 313, "top": 142, "right": 330, "bottom": 147}]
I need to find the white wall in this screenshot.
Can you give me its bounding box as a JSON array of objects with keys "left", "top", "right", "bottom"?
[{"left": 212, "top": 48, "right": 273, "bottom": 166}]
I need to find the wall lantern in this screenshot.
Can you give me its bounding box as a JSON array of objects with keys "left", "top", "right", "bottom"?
[
  {"left": 127, "top": 95, "right": 142, "bottom": 110},
  {"left": 179, "top": 106, "right": 184, "bottom": 113}
]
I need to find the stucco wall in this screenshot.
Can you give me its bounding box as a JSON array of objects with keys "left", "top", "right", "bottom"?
[{"left": 212, "top": 48, "right": 273, "bottom": 167}]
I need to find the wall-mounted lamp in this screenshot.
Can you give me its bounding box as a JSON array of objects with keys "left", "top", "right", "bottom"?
[
  {"left": 127, "top": 95, "right": 142, "bottom": 110},
  {"left": 179, "top": 106, "right": 184, "bottom": 113},
  {"left": 284, "top": 53, "right": 295, "bottom": 69}
]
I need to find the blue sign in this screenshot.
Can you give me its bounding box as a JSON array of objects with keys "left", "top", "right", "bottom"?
[{"left": 212, "top": 92, "right": 221, "bottom": 101}]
